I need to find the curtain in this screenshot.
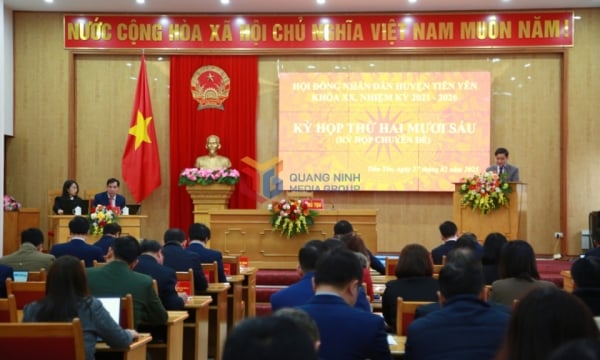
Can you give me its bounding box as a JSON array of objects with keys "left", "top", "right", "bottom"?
[{"left": 169, "top": 55, "right": 258, "bottom": 232}]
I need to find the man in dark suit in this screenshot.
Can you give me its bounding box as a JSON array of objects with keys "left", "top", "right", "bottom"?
[
  {"left": 0, "top": 264, "right": 13, "bottom": 297},
  {"left": 431, "top": 220, "right": 459, "bottom": 265},
  {"left": 49, "top": 216, "right": 104, "bottom": 267},
  {"left": 299, "top": 249, "right": 391, "bottom": 360},
  {"left": 187, "top": 223, "right": 227, "bottom": 282},
  {"left": 93, "top": 177, "right": 126, "bottom": 208},
  {"left": 134, "top": 239, "right": 186, "bottom": 310},
  {"left": 485, "top": 147, "right": 520, "bottom": 182},
  {"left": 405, "top": 248, "right": 510, "bottom": 360},
  {"left": 570, "top": 256, "right": 600, "bottom": 316},
  {"left": 86, "top": 235, "right": 168, "bottom": 329},
  {"left": 162, "top": 228, "right": 208, "bottom": 294},
  {"left": 271, "top": 239, "right": 371, "bottom": 312},
  {"left": 93, "top": 222, "right": 121, "bottom": 256},
  {"left": 333, "top": 220, "right": 385, "bottom": 275}
]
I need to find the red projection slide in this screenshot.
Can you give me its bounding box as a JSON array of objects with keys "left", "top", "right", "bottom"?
[{"left": 278, "top": 72, "right": 491, "bottom": 192}]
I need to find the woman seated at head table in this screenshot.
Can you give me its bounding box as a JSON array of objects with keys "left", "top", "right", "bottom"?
[
  {"left": 22, "top": 255, "right": 138, "bottom": 360},
  {"left": 53, "top": 179, "right": 86, "bottom": 215}
]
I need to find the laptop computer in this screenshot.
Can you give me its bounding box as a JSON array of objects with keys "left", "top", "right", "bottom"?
[
  {"left": 124, "top": 204, "right": 142, "bottom": 215},
  {"left": 97, "top": 297, "right": 121, "bottom": 340}
]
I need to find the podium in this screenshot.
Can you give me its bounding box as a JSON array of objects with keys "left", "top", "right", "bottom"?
[
  {"left": 186, "top": 184, "right": 235, "bottom": 225},
  {"left": 453, "top": 182, "right": 526, "bottom": 240},
  {"left": 3, "top": 208, "right": 40, "bottom": 255},
  {"left": 48, "top": 215, "right": 147, "bottom": 246}
]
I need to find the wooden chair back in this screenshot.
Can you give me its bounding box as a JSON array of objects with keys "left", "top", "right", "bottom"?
[
  {"left": 483, "top": 285, "right": 492, "bottom": 301},
  {"left": 396, "top": 297, "right": 435, "bottom": 336},
  {"left": 0, "top": 295, "right": 17, "bottom": 322},
  {"left": 201, "top": 261, "right": 219, "bottom": 283},
  {"left": 222, "top": 255, "right": 241, "bottom": 275},
  {"left": 385, "top": 257, "right": 399, "bottom": 275},
  {"left": 433, "top": 264, "right": 443, "bottom": 275},
  {"left": 152, "top": 279, "right": 159, "bottom": 295},
  {"left": 176, "top": 269, "right": 195, "bottom": 296},
  {"left": 120, "top": 294, "right": 134, "bottom": 329},
  {"left": 92, "top": 260, "right": 106, "bottom": 267},
  {"left": 0, "top": 319, "right": 86, "bottom": 360},
  {"left": 83, "top": 189, "right": 102, "bottom": 206},
  {"left": 5, "top": 279, "right": 46, "bottom": 309},
  {"left": 27, "top": 269, "right": 47, "bottom": 281}
]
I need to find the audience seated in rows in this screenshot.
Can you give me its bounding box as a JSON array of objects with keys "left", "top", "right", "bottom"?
[
  {"left": 270, "top": 239, "right": 371, "bottom": 312},
  {"left": 382, "top": 243, "right": 438, "bottom": 333},
  {"left": 495, "top": 286, "right": 599, "bottom": 360},
  {"left": 333, "top": 220, "right": 385, "bottom": 275},
  {"left": 0, "top": 227, "right": 55, "bottom": 271},
  {"left": 162, "top": 228, "right": 208, "bottom": 294},
  {"left": 85, "top": 236, "right": 167, "bottom": 329},
  {"left": 187, "top": 223, "right": 227, "bottom": 282},
  {"left": 454, "top": 232, "right": 483, "bottom": 257},
  {"left": 23, "top": 255, "right": 136, "bottom": 360},
  {"left": 431, "top": 220, "right": 459, "bottom": 265},
  {"left": 405, "top": 248, "right": 510, "bottom": 360},
  {"left": 93, "top": 223, "right": 121, "bottom": 256},
  {"left": 133, "top": 239, "right": 186, "bottom": 310},
  {"left": 223, "top": 315, "right": 318, "bottom": 360},
  {"left": 490, "top": 240, "right": 555, "bottom": 307},
  {"left": 481, "top": 232, "right": 508, "bottom": 285},
  {"left": 50, "top": 216, "right": 104, "bottom": 268},
  {"left": 299, "top": 248, "right": 391, "bottom": 360},
  {"left": 570, "top": 256, "right": 600, "bottom": 316}
]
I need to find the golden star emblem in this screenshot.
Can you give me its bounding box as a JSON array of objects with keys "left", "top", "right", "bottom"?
[{"left": 129, "top": 110, "right": 152, "bottom": 149}]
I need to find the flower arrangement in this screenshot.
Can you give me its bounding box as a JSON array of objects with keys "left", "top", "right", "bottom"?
[
  {"left": 88, "top": 204, "right": 119, "bottom": 235},
  {"left": 459, "top": 171, "right": 512, "bottom": 214},
  {"left": 178, "top": 167, "right": 240, "bottom": 186},
  {"left": 269, "top": 199, "right": 319, "bottom": 238},
  {"left": 3, "top": 195, "right": 21, "bottom": 211}
]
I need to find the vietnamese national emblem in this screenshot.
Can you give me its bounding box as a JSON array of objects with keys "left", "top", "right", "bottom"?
[{"left": 190, "top": 65, "right": 231, "bottom": 111}]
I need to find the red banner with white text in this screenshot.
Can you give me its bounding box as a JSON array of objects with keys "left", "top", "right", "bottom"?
[{"left": 64, "top": 12, "right": 573, "bottom": 50}]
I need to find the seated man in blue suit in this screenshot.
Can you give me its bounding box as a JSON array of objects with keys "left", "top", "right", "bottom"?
[
  {"left": 333, "top": 220, "right": 385, "bottom": 275},
  {"left": 161, "top": 228, "right": 208, "bottom": 294},
  {"left": 93, "top": 222, "right": 121, "bottom": 256},
  {"left": 405, "top": 248, "right": 510, "bottom": 360},
  {"left": 134, "top": 239, "right": 187, "bottom": 310},
  {"left": 50, "top": 216, "right": 104, "bottom": 267},
  {"left": 187, "top": 223, "right": 227, "bottom": 282},
  {"left": 93, "top": 177, "right": 126, "bottom": 209},
  {"left": 271, "top": 239, "right": 371, "bottom": 313},
  {"left": 299, "top": 248, "right": 391, "bottom": 360},
  {"left": 431, "top": 220, "right": 459, "bottom": 265}
]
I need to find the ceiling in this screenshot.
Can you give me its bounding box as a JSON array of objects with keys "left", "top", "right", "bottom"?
[{"left": 4, "top": 0, "right": 600, "bottom": 14}]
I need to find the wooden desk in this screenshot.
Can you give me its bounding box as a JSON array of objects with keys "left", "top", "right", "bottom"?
[
  {"left": 146, "top": 311, "right": 188, "bottom": 360},
  {"left": 48, "top": 215, "right": 147, "bottom": 246},
  {"left": 227, "top": 275, "right": 244, "bottom": 329},
  {"left": 240, "top": 267, "right": 256, "bottom": 317},
  {"left": 372, "top": 275, "right": 397, "bottom": 284},
  {"left": 4, "top": 208, "right": 40, "bottom": 254},
  {"left": 184, "top": 295, "right": 212, "bottom": 360},
  {"left": 561, "top": 270, "right": 573, "bottom": 292},
  {"left": 96, "top": 333, "right": 152, "bottom": 360},
  {"left": 389, "top": 335, "right": 406, "bottom": 358},
  {"left": 199, "top": 283, "right": 230, "bottom": 360}
]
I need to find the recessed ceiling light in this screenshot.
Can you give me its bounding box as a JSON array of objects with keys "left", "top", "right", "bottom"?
[
  {"left": 221, "top": 0, "right": 230, "bottom": 5},
  {"left": 136, "top": 0, "right": 145, "bottom": 4},
  {"left": 44, "top": 0, "right": 53, "bottom": 3},
  {"left": 316, "top": 0, "right": 326, "bottom": 5},
  {"left": 408, "top": 0, "right": 417, "bottom": 4}
]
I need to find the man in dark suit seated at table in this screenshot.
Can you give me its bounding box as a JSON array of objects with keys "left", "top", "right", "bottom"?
[
  {"left": 0, "top": 227, "right": 55, "bottom": 271},
  {"left": 93, "top": 223, "right": 121, "bottom": 256},
  {"left": 162, "top": 228, "right": 208, "bottom": 294},
  {"left": 271, "top": 239, "right": 372, "bottom": 313},
  {"left": 93, "top": 177, "right": 126, "bottom": 209},
  {"left": 299, "top": 248, "right": 391, "bottom": 360},
  {"left": 431, "top": 220, "right": 459, "bottom": 265},
  {"left": 187, "top": 223, "right": 227, "bottom": 282},
  {"left": 405, "top": 248, "right": 510, "bottom": 360},
  {"left": 333, "top": 220, "right": 386, "bottom": 275},
  {"left": 134, "top": 239, "right": 187, "bottom": 310},
  {"left": 86, "top": 235, "right": 168, "bottom": 329},
  {"left": 50, "top": 216, "right": 104, "bottom": 267}
]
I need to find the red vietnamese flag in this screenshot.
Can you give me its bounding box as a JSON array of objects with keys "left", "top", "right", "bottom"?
[{"left": 122, "top": 55, "right": 161, "bottom": 203}]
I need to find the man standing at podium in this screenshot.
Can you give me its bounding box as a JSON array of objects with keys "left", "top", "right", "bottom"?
[{"left": 486, "top": 147, "right": 519, "bottom": 182}]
